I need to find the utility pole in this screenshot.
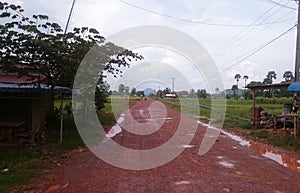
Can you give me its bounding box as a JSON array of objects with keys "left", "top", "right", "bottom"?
[
  {"left": 60, "top": 0, "right": 76, "bottom": 145},
  {"left": 64, "top": 0, "right": 76, "bottom": 34},
  {"left": 295, "top": 0, "right": 300, "bottom": 81},
  {"left": 171, "top": 77, "right": 175, "bottom": 92}
]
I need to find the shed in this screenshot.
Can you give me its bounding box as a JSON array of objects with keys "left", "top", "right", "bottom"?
[
  {"left": 0, "top": 73, "right": 73, "bottom": 144},
  {"left": 246, "top": 82, "right": 292, "bottom": 126}
]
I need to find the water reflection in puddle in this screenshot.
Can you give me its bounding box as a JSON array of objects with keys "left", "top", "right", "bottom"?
[
  {"left": 250, "top": 142, "right": 300, "bottom": 173},
  {"left": 218, "top": 161, "right": 234, "bottom": 168},
  {"left": 222, "top": 131, "right": 300, "bottom": 172},
  {"left": 175, "top": 181, "right": 190, "bottom": 185},
  {"left": 179, "top": 145, "right": 196, "bottom": 148},
  {"left": 198, "top": 121, "right": 300, "bottom": 172}
]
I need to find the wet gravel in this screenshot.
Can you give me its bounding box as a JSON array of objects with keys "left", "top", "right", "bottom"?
[{"left": 29, "top": 98, "right": 300, "bottom": 193}]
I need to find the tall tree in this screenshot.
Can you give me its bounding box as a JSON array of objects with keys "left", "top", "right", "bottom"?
[
  {"left": 243, "top": 75, "right": 249, "bottom": 99},
  {"left": 234, "top": 74, "right": 241, "bottom": 99},
  {"left": 231, "top": 85, "right": 238, "bottom": 100},
  {"left": 248, "top": 81, "right": 264, "bottom": 97},
  {"left": 215, "top": 87, "right": 220, "bottom": 94},
  {"left": 125, "top": 86, "right": 130, "bottom": 95},
  {"left": 163, "top": 87, "right": 171, "bottom": 95},
  {"left": 265, "top": 71, "right": 277, "bottom": 84},
  {"left": 189, "top": 88, "right": 196, "bottom": 98},
  {"left": 243, "top": 75, "right": 249, "bottom": 88},
  {"left": 263, "top": 71, "right": 277, "bottom": 97},
  {"left": 283, "top": 71, "right": 294, "bottom": 82},
  {"left": 131, "top": 87, "right": 137, "bottom": 96},
  {"left": 118, "top": 84, "right": 125, "bottom": 96},
  {"left": 263, "top": 77, "right": 272, "bottom": 84},
  {"left": 197, "top": 89, "right": 207, "bottom": 99},
  {"left": 0, "top": 2, "right": 142, "bottom": 111}
]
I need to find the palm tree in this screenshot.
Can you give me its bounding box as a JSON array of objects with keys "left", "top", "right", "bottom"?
[
  {"left": 243, "top": 75, "right": 249, "bottom": 99},
  {"left": 264, "top": 71, "right": 277, "bottom": 97},
  {"left": 243, "top": 75, "right": 249, "bottom": 87},
  {"left": 231, "top": 85, "right": 238, "bottom": 100},
  {"left": 215, "top": 87, "right": 220, "bottom": 94},
  {"left": 234, "top": 74, "right": 241, "bottom": 99},
  {"left": 283, "top": 71, "right": 294, "bottom": 82},
  {"left": 266, "top": 71, "right": 277, "bottom": 84}
]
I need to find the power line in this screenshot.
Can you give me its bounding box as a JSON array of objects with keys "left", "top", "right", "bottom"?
[
  {"left": 229, "top": 10, "right": 295, "bottom": 52},
  {"left": 110, "top": 22, "right": 295, "bottom": 91},
  {"left": 261, "top": 0, "right": 297, "bottom": 10},
  {"left": 216, "top": 0, "right": 285, "bottom": 52},
  {"left": 117, "top": 0, "right": 295, "bottom": 27},
  {"left": 217, "top": 8, "right": 295, "bottom": 56},
  {"left": 192, "top": 24, "right": 297, "bottom": 87},
  {"left": 216, "top": 0, "right": 292, "bottom": 54}
]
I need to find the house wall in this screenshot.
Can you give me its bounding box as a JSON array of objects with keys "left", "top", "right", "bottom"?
[
  {"left": 0, "top": 98, "right": 31, "bottom": 130},
  {"left": 0, "top": 95, "right": 47, "bottom": 131}
]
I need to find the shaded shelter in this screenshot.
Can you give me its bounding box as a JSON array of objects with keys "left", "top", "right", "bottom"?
[
  {"left": 246, "top": 81, "right": 300, "bottom": 137},
  {"left": 246, "top": 82, "right": 292, "bottom": 125},
  {"left": 0, "top": 73, "right": 74, "bottom": 145}
]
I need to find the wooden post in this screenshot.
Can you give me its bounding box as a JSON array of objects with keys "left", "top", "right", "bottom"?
[
  {"left": 251, "top": 90, "right": 256, "bottom": 125},
  {"left": 294, "top": 115, "right": 297, "bottom": 137},
  {"left": 60, "top": 94, "right": 64, "bottom": 144}
]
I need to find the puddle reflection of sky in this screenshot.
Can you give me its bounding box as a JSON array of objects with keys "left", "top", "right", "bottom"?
[
  {"left": 199, "top": 123, "right": 300, "bottom": 173},
  {"left": 223, "top": 129, "right": 300, "bottom": 173}
]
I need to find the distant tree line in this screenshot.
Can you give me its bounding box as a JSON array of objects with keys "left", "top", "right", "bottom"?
[
  {"left": 110, "top": 84, "right": 145, "bottom": 97},
  {"left": 231, "top": 70, "right": 294, "bottom": 100}
]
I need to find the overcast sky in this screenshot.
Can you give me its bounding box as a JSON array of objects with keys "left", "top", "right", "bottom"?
[{"left": 7, "top": 0, "right": 299, "bottom": 92}]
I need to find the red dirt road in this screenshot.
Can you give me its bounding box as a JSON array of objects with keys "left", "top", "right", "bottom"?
[{"left": 31, "top": 99, "right": 300, "bottom": 193}]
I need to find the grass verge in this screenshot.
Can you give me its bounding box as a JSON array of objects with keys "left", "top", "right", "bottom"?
[
  {"left": 0, "top": 116, "right": 84, "bottom": 193},
  {"left": 158, "top": 97, "right": 300, "bottom": 151}
]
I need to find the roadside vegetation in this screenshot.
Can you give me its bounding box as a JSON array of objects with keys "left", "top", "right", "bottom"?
[
  {"left": 159, "top": 97, "right": 300, "bottom": 151},
  {"left": 0, "top": 96, "right": 141, "bottom": 193}
]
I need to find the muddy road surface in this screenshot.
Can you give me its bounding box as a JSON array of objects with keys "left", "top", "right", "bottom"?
[{"left": 27, "top": 98, "right": 300, "bottom": 193}]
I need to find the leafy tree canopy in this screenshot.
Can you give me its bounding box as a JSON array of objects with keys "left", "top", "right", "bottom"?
[
  {"left": 0, "top": 2, "right": 143, "bottom": 111},
  {"left": 283, "top": 71, "right": 294, "bottom": 82},
  {"left": 0, "top": 2, "right": 143, "bottom": 90}
]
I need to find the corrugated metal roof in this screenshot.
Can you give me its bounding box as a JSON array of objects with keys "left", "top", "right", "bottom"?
[
  {"left": 0, "top": 83, "right": 76, "bottom": 94},
  {"left": 288, "top": 82, "right": 300, "bottom": 91},
  {"left": 246, "top": 82, "right": 291, "bottom": 90},
  {"left": 0, "top": 73, "right": 46, "bottom": 84}
]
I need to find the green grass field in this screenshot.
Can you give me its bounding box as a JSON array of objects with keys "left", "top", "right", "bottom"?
[
  {"left": 159, "top": 97, "right": 300, "bottom": 150},
  {"left": 160, "top": 97, "right": 285, "bottom": 124}
]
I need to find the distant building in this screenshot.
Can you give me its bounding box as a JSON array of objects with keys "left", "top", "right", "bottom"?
[{"left": 164, "top": 93, "right": 177, "bottom": 98}]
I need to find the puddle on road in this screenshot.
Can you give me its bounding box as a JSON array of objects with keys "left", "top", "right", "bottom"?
[
  {"left": 179, "top": 145, "right": 196, "bottom": 148},
  {"left": 222, "top": 130, "right": 300, "bottom": 173},
  {"left": 250, "top": 142, "right": 300, "bottom": 173},
  {"left": 158, "top": 117, "right": 174, "bottom": 120},
  {"left": 145, "top": 117, "right": 174, "bottom": 122},
  {"left": 175, "top": 181, "right": 190, "bottom": 185},
  {"left": 106, "top": 124, "right": 122, "bottom": 138},
  {"left": 218, "top": 161, "right": 234, "bottom": 169},
  {"left": 198, "top": 122, "right": 300, "bottom": 173}
]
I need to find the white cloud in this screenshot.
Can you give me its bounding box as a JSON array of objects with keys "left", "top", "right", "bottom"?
[{"left": 4, "top": 0, "right": 298, "bottom": 92}]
